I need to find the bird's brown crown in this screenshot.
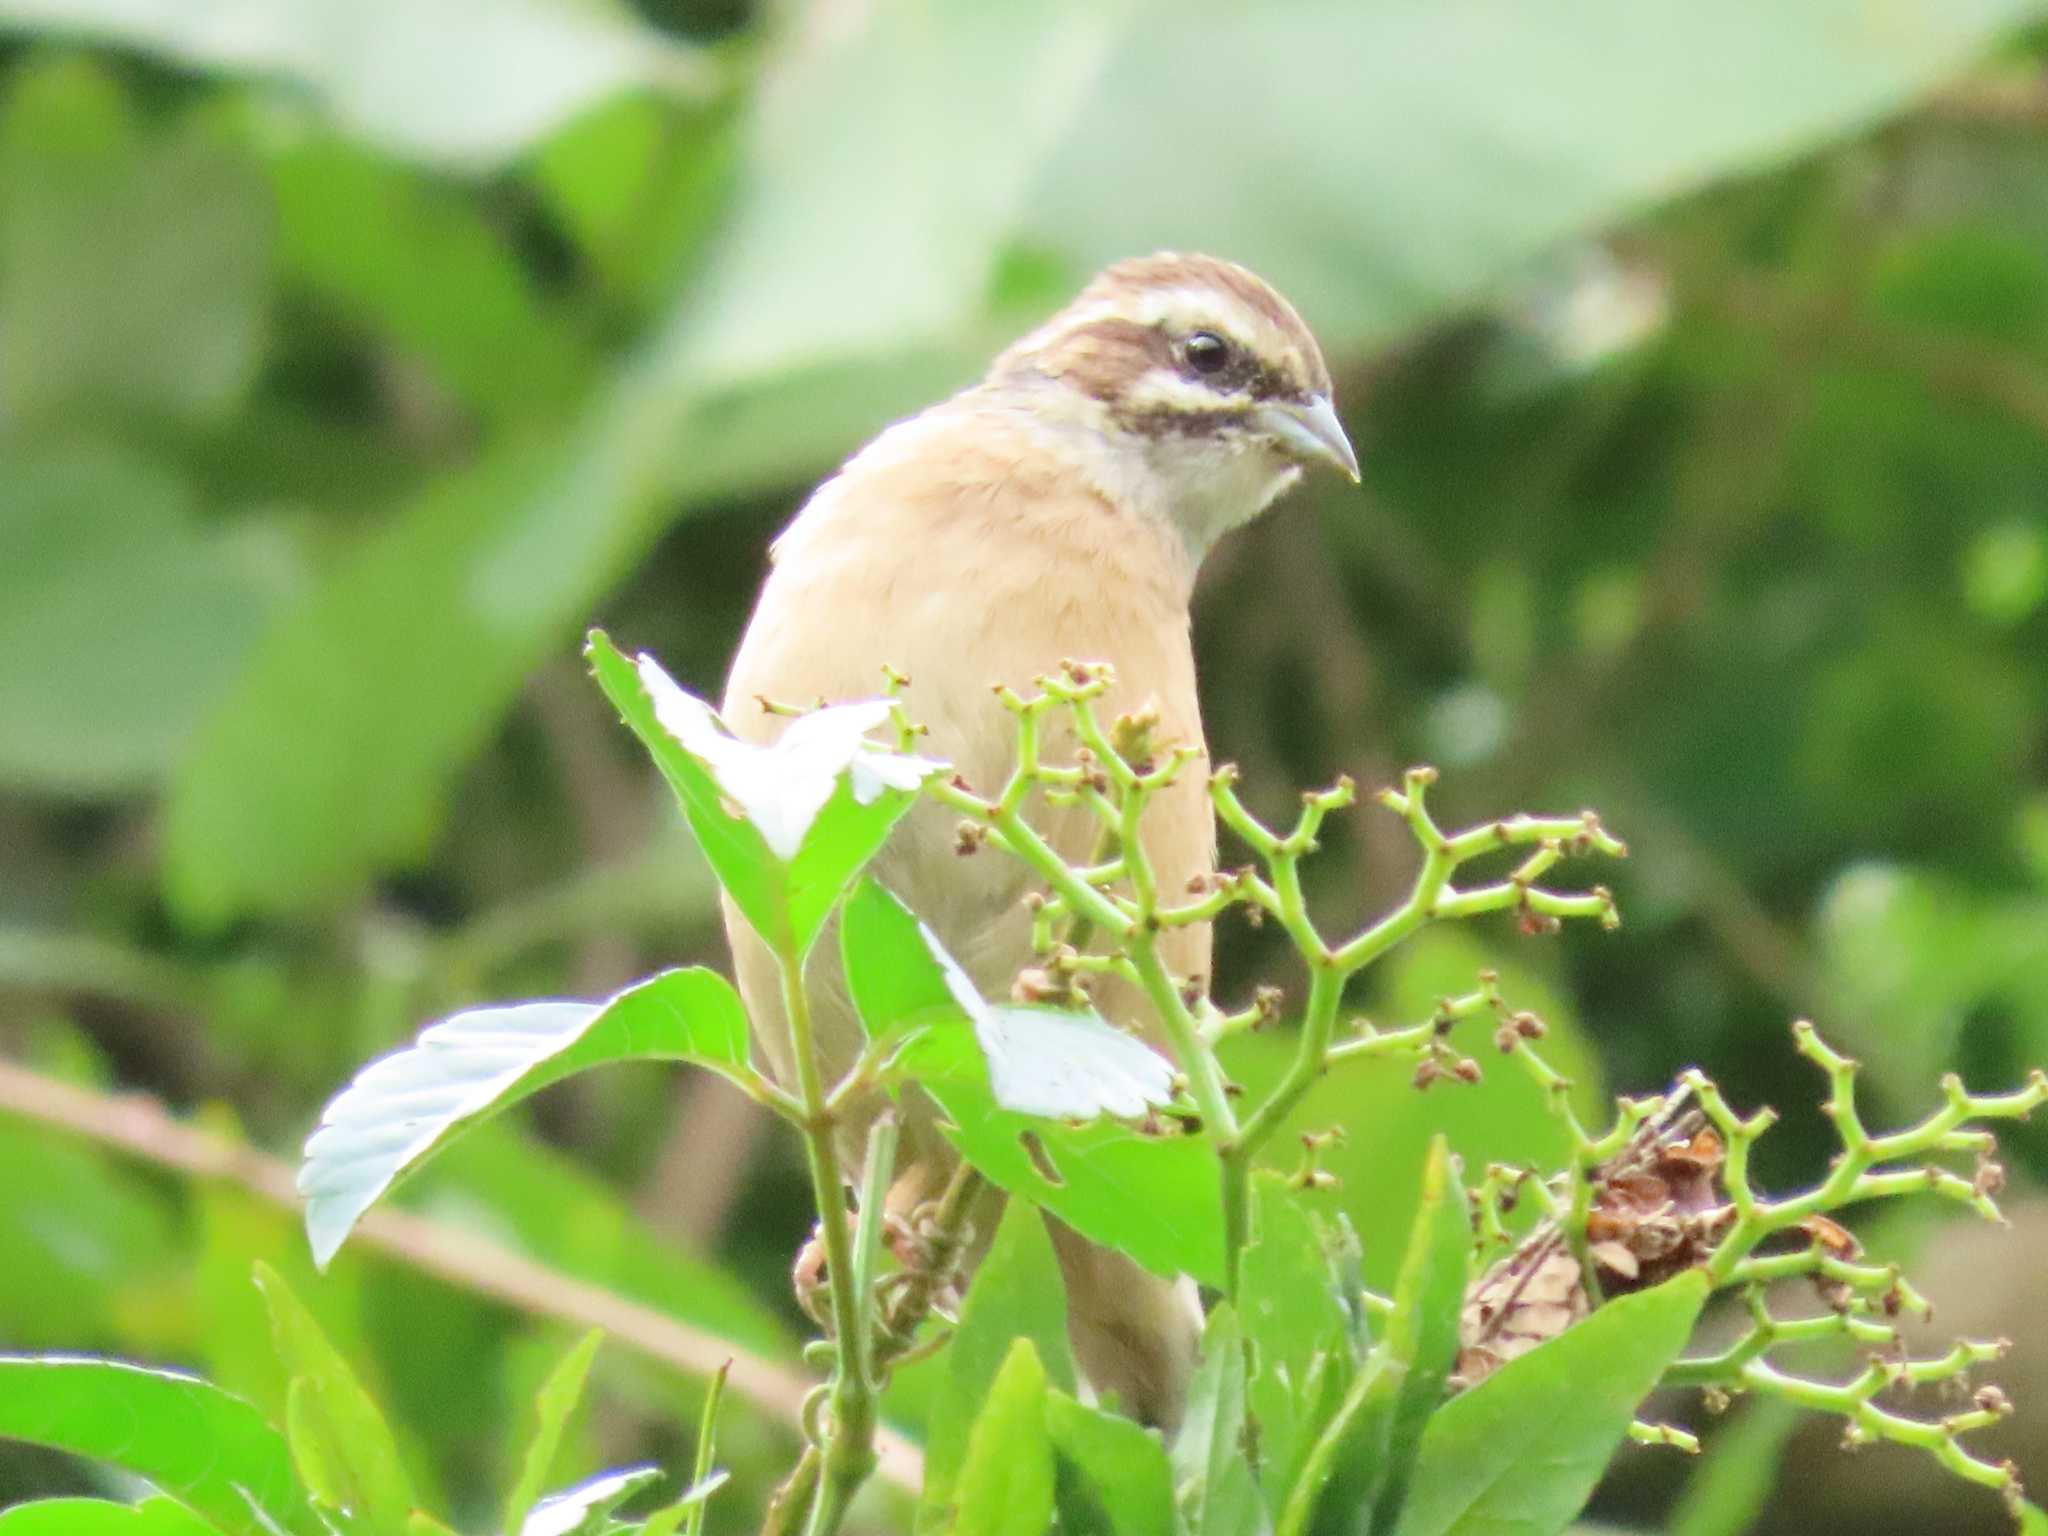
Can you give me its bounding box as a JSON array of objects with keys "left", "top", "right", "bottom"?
[{"left": 988, "top": 253, "right": 1334, "bottom": 438}]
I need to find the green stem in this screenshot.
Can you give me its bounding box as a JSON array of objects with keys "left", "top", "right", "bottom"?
[{"left": 777, "top": 959, "right": 875, "bottom": 1536}]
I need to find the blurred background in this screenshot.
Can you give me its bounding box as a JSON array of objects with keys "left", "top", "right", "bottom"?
[{"left": 2, "top": 1, "right": 2046, "bottom": 1532}]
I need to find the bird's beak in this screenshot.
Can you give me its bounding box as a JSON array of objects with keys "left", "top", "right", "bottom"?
[{"left": 1254, "top": 394, "right": 1361, "bottom": 483}]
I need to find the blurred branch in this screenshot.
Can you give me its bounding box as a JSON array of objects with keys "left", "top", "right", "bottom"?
[
  {"left": 0, "top": 925, "right": 215, "bottom": 1018},
  {"left": 1929, "top": 71, "right": 2048, "bottom": 133},
  {"left": 1717, "top": 272, "right": 2048, "bottom": 439},
  {"left": 0, "top": 1055, "right": 922, "bottom": 1494}
]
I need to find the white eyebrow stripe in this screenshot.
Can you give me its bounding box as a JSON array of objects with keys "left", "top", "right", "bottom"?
[{"left": 1122, "top": 369, "right": 1252, "bottom": 415}]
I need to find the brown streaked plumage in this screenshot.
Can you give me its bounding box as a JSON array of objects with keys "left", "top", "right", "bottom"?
[{"left": 721, "top": 253, "right": 1355, "bottom": 1427}]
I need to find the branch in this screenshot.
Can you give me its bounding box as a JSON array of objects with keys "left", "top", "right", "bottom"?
[{"left": 0, "top": 1056, "right": 923, "bottom": 1494}]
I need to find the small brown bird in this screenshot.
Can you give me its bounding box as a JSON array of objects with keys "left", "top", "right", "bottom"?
[{"left": 722, "top": 253, "right": 1357, "bottom": 1425}]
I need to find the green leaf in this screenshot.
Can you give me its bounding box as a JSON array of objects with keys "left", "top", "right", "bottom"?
[
  {"left": 270, "top": 135, "right": 593, "bottom": 425},
  {"left": 299, "top": 965, "right": 751, "bottom": 1267},
  {"left": 587, "top": 633, "right": 937, "bottom": 960},
  {"left": 1173, "top": 1306, "right": 1268, "bottom": 1536},
  {"left": 254, "top": 1262, "right": 417, "bottom": 1535},
  {"left": 1665, "top": 1399, "right": 1799, "bottom": 1536},
  {"left": 1362, "top": 1137, "right": 1470, "bottom": 1536},
  {"left": 845, "top": 877, "right": 1177, "bottom": 1117},
  {"left": 0, "top": 1356, "right": 315, "bottom": 1536},
  {"left": 0, "top": 55, "right": 268, "bottom": 422},
  {"left": 660, "top": 0, "right": 2045, "bottom": 391},
  {"left": 1240, "top": 1173, "right": 1358, "bottom": 1508},
  {"left": 1391, "top": 1272, "right": 1710, "bottom": 1536},
  {"left": 520, "top": 1466, "right": 662, "bottom": 1536},
  {"left": 667, "top": 0, "right": 1141, "bottom": 387},
  {"left": 1044, "top": 1390, "right": 1178, "bottom": 1536},
  {"left": 844, "top": 863, "right": 1200, "bottom": 1282},
  {"left": 900, "top": 1013, "right": 1223, "bottom": 1286},
  {"left": 504, "top": 1330, "right": 607, "bottom": 1536},
  {"left": 163, "top": 436, "right": 592, "bottom": 924},
  {"left": 919, "top": 1201, "right": 1077, "bottom": 1534},
  {"left": 0, "top": 1499, "right": 221, "bottom": 1535},
  {"left": 0, "top": 0, "right": 712, "bottom": 169},
  {"left": 1278, "top": 1139, "right": 1467, "bottom": 1536},
  {"left": 2018, "top": 1499, "right": 2048, "bottom": 1536},
  {"left": 0, "top": 440, "right": 279, "bottom": 796},
  {"left": 0, "top": 1114, "right": 179, "bottom": 1348},
  {"left": 841, "top": 875, "right": 956, "bottom": 1040},
  {"left": 952, "top": 1340, "right": 1057, "bottom": 1536}
]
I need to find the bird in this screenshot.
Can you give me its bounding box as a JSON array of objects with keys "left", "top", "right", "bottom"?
[{"left": 720, "top": 252, "right": 1358, "bottom": 1427}]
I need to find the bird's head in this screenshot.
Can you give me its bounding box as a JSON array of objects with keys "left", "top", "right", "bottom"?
[{"left": 986, "top": 252, "right": 1358, "bottom": 556}]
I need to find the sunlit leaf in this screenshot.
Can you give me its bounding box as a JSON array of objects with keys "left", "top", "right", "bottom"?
[
  {"left": 521, "top": 1466, "right": 661, "bottom": 1536},
  {"left": 0, "top": 1357, "right": 315, "bottom": 1536},
  {"left": 898, "top": 1017, "right": 1223, "bottom": 1286},
  {"left": 1391, "top": 1273, "right": 1710, "bottom": 1536},
  {"left": 299, "top": 966, "right": 752, "bottom": 1266},
  {"left": 587, "top": 632, "right": 938, "bottom": 960},
  {"left": 843, "top": 877, "right": 1176, "bottom": 1118}
]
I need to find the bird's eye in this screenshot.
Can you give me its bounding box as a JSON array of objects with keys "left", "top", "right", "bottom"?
[{"left": 1182, "top": 331, "right": 1231, "bottom": 376}]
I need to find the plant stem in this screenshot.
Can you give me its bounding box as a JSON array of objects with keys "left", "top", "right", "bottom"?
[{"left": 777, "top": 958, "right": 877, "bottom": 1536}]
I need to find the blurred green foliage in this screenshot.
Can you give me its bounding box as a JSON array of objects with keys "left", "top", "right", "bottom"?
[{"left": 3, "top": 1, "right": 2047, "bottom": 1531}]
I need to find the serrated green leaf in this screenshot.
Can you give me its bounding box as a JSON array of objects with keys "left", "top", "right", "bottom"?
[
  {"left": 1045, "top": 1389, "right": 1178, "bottom": 1536},
  {"left": 1173, "top": 1306, "right": 1268, "bottom": 1536},
  {"left": 504, "top": 1330, "right": 607, "bottom": 1536},
  {"left": 254, "top": 1262, "right": 416, "bottom": 1535},
  {"left": 846, "top": 877, "right": 1177, "bottom": 1117},
  {"left": 919, "top": 1201, "right": 1076, "bottom": 1534},
  {"left": 587, "top": 632, "right": 936, "bottom": 961},
  {"left": 1391, "top": 1273, "right": 1709, "bottom": 1536},
  {"left": 0, "top": 1498, "right": 221, "bottom": 1535},
  {"left": 298, "top": 966, "right": 751, "bottom": 1267},
  {"left": 953, "top": 1339, "right": 1057, "bottom": 1536},
  {"left": 0, "top": 1357, "right": 315, "bottom": 1536},
  {"left": 899, "top": 1013, "right": 1223, "bottom": 1286}
]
